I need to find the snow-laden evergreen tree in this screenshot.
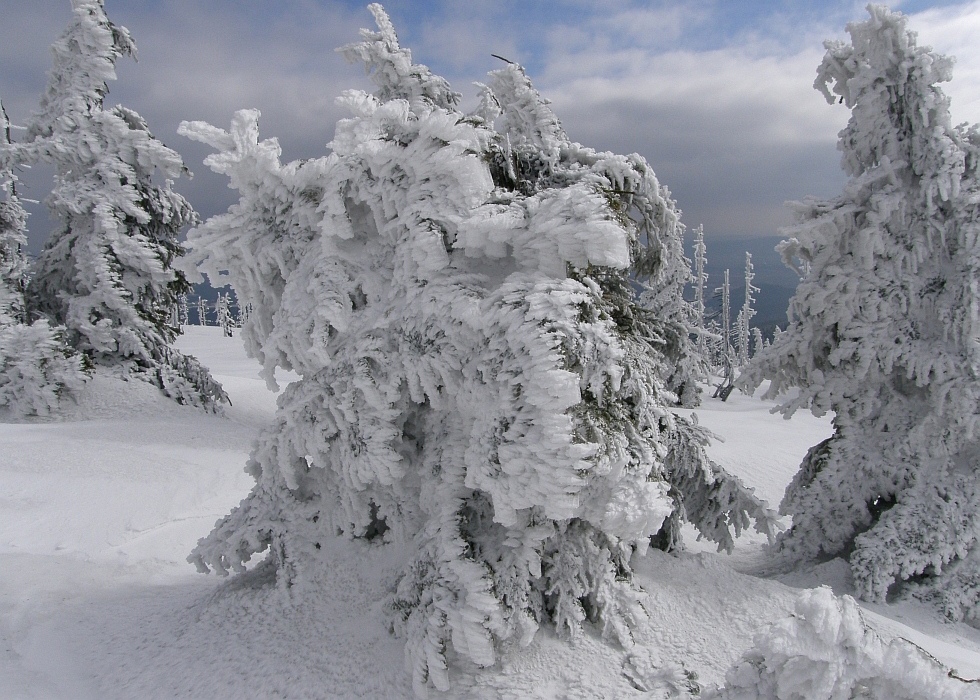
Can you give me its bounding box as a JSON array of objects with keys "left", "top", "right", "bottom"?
[
  {"left": 711, "top": 269, "right": 735, "bottom": 398},
  {"left": 177, "top": 293, "right": 189, "bottom": 328},
  {"left": 0, "top": 104, "right": 28, "bottom": 329},
  {"left": 691, "top": 224, "right": 709, "bottom": 359},
  {"left": 733, "top": 252, "right": 758, "bottom": 367},
  {"left": 751, "top": 326, "right": 764, "bottom": 361},
  {"left": 7, "top": 0, "right": 226, "bottom": 411},
  {"left": 238, "top": 300, "right": 251, "bottom": 328},
  {"left": 180, "top": 5, "right": 776, "bottom": 693},
  {"left": 196, "top": 296, "right": 207, "bottom": 326},
  {"left": 215, "top": 292, "right": 233, "bottom": 337},
  {"left": 717, "top": 269, "right": 732, "bottom": 360},
  {"left": 229, "top": 288, "right": 243, "bottom": 328},
  {"left": 740, "top": 5, "right": 980, "bottom": 620},
  {"left": 0, "top": 100, "right": 87, "bottom": 417}
]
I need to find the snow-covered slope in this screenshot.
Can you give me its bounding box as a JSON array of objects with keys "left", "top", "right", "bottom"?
[{"left": 1, "top": 327, "right": 977, "bottom": 698}]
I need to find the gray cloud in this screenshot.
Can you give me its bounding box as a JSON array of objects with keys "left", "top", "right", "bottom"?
[
  {"left": 4, "top": 1, "right": 980, "bottom": 257},
  {"left": 2, "top": 1, "right": 373, "bottom": 253},
  {"left": 908, "top": 1, "right": 980, "bottom": 125}
]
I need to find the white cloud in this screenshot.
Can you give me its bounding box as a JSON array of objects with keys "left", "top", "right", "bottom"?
[
  {"left": 530, "top": 10, "right": 854, "bottom": 237},
  {"left": 908, "top": 1, "right": 980, "bottom": 125},
  {"left": 525, "top": 2, "right": 980, "bottom": 238},
  {"left": 5, "top": 0, "right": 979, "bottom": 249},
  {"left": 1, "top": 1, "right": 375, "bottom": 250}
]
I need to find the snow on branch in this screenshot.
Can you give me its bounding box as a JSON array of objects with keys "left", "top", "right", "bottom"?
[{"left": 182, "top": 4, "right": 775, "bottom": 694}]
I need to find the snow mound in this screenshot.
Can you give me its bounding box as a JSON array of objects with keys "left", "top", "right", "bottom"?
[{"left": 707, "top": 587, "right": 978, "bottom": 700}]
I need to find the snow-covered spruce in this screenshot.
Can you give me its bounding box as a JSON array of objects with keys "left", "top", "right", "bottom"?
[
  {"left": 705, "top": 587, "right": 977, "bottom": 700},
  {"left": 733, "top": 252, "right": 758, "bottom": 367},
  {"left": 0, "top": 108, "right": 29, "bottom": 329},
  {"left": 4, "top": 0, "right": 226, "bottom": 411},
  {"left": 740, "top": 6, "right": 980, "bottom": 619},
  {"left": 215, "top": 292, "right": 234, "bottom": 337},
  {"left": 690, "top": 224, "right": 709, "bottom": 361},
  {"left": 0, "top": 102, "right": 87, "bottom": 417},
  {"left": 0, "top": 320, "right": 88, "bottom": 418},
  {"left": 181, "top": 4, "right": 776, "bottom": 693}
]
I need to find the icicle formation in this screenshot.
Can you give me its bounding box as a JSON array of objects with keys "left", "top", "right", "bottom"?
[
  {"left": 740, "top": 5, "right": 980, "bottom": 619},
  {"left": 181, "top": 5, "right": 776, "bottom": 693},
  {"left": 7, "top": 0, "right": 226, "bottom": 411}
]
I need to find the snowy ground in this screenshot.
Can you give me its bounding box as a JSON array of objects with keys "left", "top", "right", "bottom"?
[{"left": 1, "top": 327, "right": 978, "bottom": 698}]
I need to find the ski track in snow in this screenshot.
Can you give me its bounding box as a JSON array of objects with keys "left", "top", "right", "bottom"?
[{"left": 2, "top": 326, "right": 979, "bottom": 698}]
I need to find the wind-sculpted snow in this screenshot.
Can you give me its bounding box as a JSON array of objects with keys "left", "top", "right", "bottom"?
[
  {"left": 740, "top": 6, "right": 980, "bottom": 621},
  {"left": 180, "top": 4, "right": 776, "bottom": 693},
  {"left": 707, "top": 587, "right": 978, "bottom": 700}
]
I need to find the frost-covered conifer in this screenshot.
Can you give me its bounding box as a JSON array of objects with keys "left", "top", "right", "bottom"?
[
  {"left": 229, "top": 288, "right": 243, "bottom": 328},
  {"left": 181, "top": 5, "right": 776, "bottom": 693},
  {"left": 0, "top": 102, "right": 87, "bottom": 416},
  {"left": 0, "top": 106, "right": 28, "bottom": 328},
  {"left": 177, "top": 293, "right": 189, "bottom": 328},
  {"left": 717, "top": 270, "right": 732, "bottom": 361},
  {"left": 740, "top": 6, "right": 980, "bottom": 619},
  {"left": 710, "top": 269, "right": 735, "bottom": 398},
  {"left": 196, "top": 296, "right": 207, "bottom": 326},
  {"left": 751, "top": 326, "right": 764, "bottom": 361},
  {"left": 691, "top": 224, "right": 708, "bottom": 359},
  {"left": 215, "top": 292, "right": 233, "bottom": 337},
  {"left": 734, "top": 252, "right": 758, "bottom": 367},
  {"left": 9, "top": 0, "right": 226, "bottom": 411}
]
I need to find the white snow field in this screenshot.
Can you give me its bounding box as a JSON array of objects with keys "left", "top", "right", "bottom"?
[{"left": 1, "top": 327, "right": 979, "bottom": 698}]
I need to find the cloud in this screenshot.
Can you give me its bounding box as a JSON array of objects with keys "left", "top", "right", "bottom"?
[
  {"left": 526, "top": 1, "right": 980, "bottom": 238},
  {"left": 2, "top": 1, "right": 375, "bottom": 252},
  {"left": 532, "top": 17, "right": 852, "bottom": 237},
  {"left": 907, "top": 0, "right": 980, "bottom": 125},
  {"left": 5, "top": 0, "right": 980, "bottom": 254}
]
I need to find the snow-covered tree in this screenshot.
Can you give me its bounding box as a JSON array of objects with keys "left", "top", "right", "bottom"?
[
  {"left": 710, "top": 269, "right": 735, "bottom": 398},
  {"left": 740, "top": 5, "right": 980, "bottom": 619},
  {"left": 691, "top": 224, "right": 708, "bottom": 359},
  {"left": 0, "top": 101, "right": 87, "bottom": 417},
  {"left": 9, "top": 0, "right": 226, "bottom": 411},
  {"left": 237, "top": 300, "right": 251, "bottom": 328},
  {"left": 229, "top": 288, "right": 243, "bottom": 328},
  {"left": 751, "top": 326, "right": 764, "bottom": 361},
  {"left": 0, "top": 103, "right": 28, "bottom": 328},
  {"left": 180, "top": 5, "right": 776, "bottom": 693},
  {"left": 177, "top": 293, "right": 189, "bottom": 328},
  {"left": 734, "top": 252, "right": 758, "bottom": 366},
  {"left": 196, "top": 296, "right": 207, "bottom": 326},
  {"left": 717, "top": 269, "right": 731, "bottom": 359},
  {"left": 0, "top": 318, "right": 88, "bottom": 417},
  {"left": 215, "top": 292, "right": 233, "bottom": 337}
]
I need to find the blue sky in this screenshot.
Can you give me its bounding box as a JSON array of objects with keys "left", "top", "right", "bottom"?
[{"left": 3, "top": 1, "right": 980, "bottom": 255}]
